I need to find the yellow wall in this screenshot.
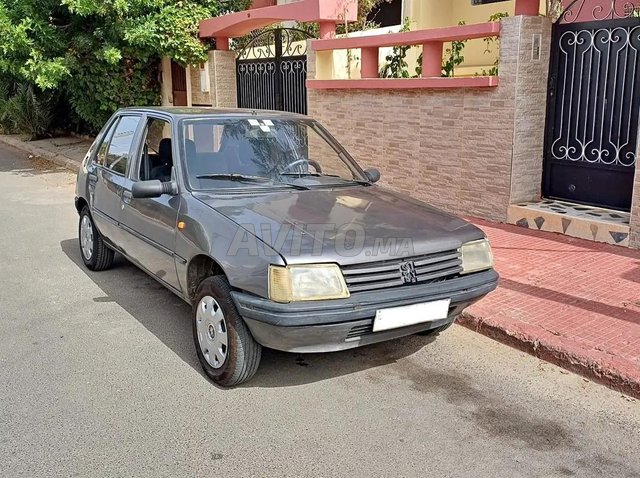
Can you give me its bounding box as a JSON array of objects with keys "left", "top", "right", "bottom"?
[{"left": 316, "top": 0, "right": 546, "bottom": 79}]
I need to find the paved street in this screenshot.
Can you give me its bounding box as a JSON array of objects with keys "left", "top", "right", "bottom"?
[{"left": 0, "top": 142, "right": 639, "bottom": 478}]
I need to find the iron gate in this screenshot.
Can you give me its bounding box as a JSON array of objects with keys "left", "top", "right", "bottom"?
[
  {"left": 236, "top": 28, "right": 314, "bottom": 115},
  {"left": 543, "top": 1, "right": 640, "bottom": 211}
]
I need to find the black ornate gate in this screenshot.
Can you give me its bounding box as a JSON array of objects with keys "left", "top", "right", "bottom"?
[
  {"left": 236, "top": 28, "right": 314, "bottom": 115},
  {"left": 543, "top": 0, "right": 640, "bottom": 211}
]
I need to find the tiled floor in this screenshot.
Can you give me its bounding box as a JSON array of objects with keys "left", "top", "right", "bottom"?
[
  {"left": 517, "top": 199, "right": 630, "bottom": 225},
  {"left": 468, "top": 218, "right": 640, "bottom": 388},
  {"left": 507, "top": 200, "right": 631, "bottom": 247}
]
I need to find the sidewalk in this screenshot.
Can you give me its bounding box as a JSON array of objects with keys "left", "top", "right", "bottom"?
[
  {"left": 463, "top": 219, "right": 640, "bottom": 398},
  {"left": 1, "top": 134, "right": 639, "bottom": 398}
]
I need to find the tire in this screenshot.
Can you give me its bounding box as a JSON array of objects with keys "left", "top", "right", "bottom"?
[
  {"left": 79, "top": 206, "right": 114, "bottom": 271},
  {"left": 416, "top": 320, "right": 455, "bottom": 337},
  {"left": 192, "top": 276, "right": 261, "bottom": 387}
]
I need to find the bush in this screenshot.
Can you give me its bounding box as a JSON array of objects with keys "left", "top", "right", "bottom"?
[{"left": 0, "top": 82, "right": 54, "bottom": 140}]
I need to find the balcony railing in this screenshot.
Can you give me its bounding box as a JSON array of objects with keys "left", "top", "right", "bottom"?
[{"left": 307, "top": 22, "right": 501, "bottom": 90}]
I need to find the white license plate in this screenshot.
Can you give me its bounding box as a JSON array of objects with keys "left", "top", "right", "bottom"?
[{"left": 373, "top": 299, "right": 451, "bottom": 332}]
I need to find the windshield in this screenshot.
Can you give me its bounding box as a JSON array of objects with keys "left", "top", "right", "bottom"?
[{"left": 180, "top": 117, "right": 368, "bottom": 191}]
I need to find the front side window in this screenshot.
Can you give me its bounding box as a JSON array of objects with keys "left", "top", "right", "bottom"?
[
  {"left": 138, "top": 117, "right": 173, "bottom": 182},
  {"left": 181, "top": 118, "right": 368, "bottom": 191},
  {"left": 104, "top": 116, "right": 141, "bottom": 175}
]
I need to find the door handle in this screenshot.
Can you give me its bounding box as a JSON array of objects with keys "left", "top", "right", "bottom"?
[{"left": 122, "top": 190, "right": 133, "bottom": 205}]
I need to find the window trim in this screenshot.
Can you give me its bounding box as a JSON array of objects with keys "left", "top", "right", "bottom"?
[
  {"left": 131, "top": 114, "right": 174, "bottom": 182},
  {"left": 98, "top": 114, "right": 143, "bottom": 177}
]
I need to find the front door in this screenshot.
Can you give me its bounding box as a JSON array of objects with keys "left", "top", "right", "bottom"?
[
  {"left": 543, "top": 14, "right": 640, "bottom": 211},
  {"left": 119, "top": 116, "right": 181, "bottom": 290},
  {"left": 90, "top": 115, "right": 142, "bottom": 244},
  {"left": 171, "top": 61, "right": 188, "bottom": 107}
]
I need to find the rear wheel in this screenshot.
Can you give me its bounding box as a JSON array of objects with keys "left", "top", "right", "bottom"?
[
  {"left": 79, "top": 206, "right": 114, "bottom": 271},
  {"left": 192, "top": 276, "right": 261, "bottom": 387}
]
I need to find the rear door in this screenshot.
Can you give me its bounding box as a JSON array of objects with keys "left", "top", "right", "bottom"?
[
  {"left": 89, "top": 115, "right": 142, "bottom": 245},
  {"left": 119, "top": 115, "right": 181, "bottom": 290}
]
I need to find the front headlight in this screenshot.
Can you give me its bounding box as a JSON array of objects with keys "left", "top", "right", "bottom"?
[
  {"left": 269, "top": 264, "right": 350, "bottom": 303},
  {"left": 460, "top": 239, "right": 494, "bottom": 274}
]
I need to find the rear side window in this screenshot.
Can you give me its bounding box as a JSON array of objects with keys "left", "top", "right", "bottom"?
[{"left": 100, "top": 116, "right": 141, "bottom": 175}]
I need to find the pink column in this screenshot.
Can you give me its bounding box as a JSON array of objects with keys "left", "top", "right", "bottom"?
[
  {"left": 421, "top": 42, "right": 443, "bottom": 77},
  {"left": 360, "top": 47, "right": 379, "bottom": 79},
  {"left": 515, "top": 0, "right": 539, "bottom": 16},
  {"left": 216, "top": 37, "right": 230, "bottom": 50},
  {"left": 319, "top": 22, "right": 336, "bottom": 40}
]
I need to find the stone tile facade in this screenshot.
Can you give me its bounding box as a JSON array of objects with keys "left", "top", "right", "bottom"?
[
  {"left": 630, "top": 162, "right": 640, "bottom": 248},
  {"left": 307, "top": 17, "right": 551, "bottom": 223},
  {"left": 509, "top": 16, "right": 552, "bottom": 204},
  {"left": 208, "top": 50, "right": 238, "bottom": 108},
  {"left": 190, "top": 64, "right": 212, "bottom": 106}
]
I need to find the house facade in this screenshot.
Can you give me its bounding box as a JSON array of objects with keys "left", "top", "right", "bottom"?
[{"left": 162, "top": 0, "right": 640, "bottom": 248}]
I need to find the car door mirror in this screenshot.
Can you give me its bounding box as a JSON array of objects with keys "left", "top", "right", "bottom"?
[
  {"left": 364, "top": 168, "right": 381, "bottom": 184},
  {"left": 132, "top": 180, "right": 174, "bottom": 199}
]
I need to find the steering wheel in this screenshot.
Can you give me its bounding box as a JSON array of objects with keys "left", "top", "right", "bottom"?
[{"left": 281, "top": 159, "right": 323, "bottom": 174}]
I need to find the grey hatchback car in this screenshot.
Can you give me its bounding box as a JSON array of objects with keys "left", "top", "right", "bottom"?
[{"left": 75, "top": 107, "right": 498, "bottom": 386}]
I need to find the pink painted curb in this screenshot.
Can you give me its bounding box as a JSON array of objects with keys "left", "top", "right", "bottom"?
[{"left": 457, "top": 311, "right": 640, "bottom": 399}]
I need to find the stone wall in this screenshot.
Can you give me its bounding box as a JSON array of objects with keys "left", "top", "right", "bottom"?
[
  {"left": 509, "top": 16, "right": 552, "bottom": 204},
  {"left": 208, "top": 50, "right": 238, "bottom": 108},
  {"left": 630, "top": 142, "right": 640, "bottom": 248},
  {"left": 308, "top": 17, "right": 550, "bottom": 222},
  {"left": 190, "top": 63, "right": 213, "bottom": 106}
]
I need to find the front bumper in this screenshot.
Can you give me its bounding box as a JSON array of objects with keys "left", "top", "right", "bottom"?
[{"left": 231, "top": 269, "right": 498, "bottom": 353}]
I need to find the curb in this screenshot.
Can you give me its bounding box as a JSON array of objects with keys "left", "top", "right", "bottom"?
[
  {"left": 458, "top": 311, "right": 640, "bottom": 399},
  {"left": 0, "top": 135, "right": 82, "bottom": 173}
]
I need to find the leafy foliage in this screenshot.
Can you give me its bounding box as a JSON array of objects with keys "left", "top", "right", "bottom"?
[
  {"left": 545, "top": 0, "right": 564, "bottom": 21},
  {"left": 379, "top": 18, "right": 412, "bottom": 78},
  {"left": 0, "top": 82, "right": 54, "bottom": 139},
  {"left": 480, "top": 12, "right": 508, "bottom": 76},
  {"left": 441, "top": 21, "right": 467, "bottom": 78},
  {"left": 0, "top": 0, "right": 250, "bottom": 134}
]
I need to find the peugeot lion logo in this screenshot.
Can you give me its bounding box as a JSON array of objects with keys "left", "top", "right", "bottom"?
[{"left": 399, "top": 261, "right": 418, "bottom": 284}]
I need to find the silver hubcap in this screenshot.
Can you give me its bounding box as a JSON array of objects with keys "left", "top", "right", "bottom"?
[
  {"left": 196, "top": 296, "right": 228, "bottom": 369},
  {"left": 80, "top": 215, "right": 94, "bottom": 261}
]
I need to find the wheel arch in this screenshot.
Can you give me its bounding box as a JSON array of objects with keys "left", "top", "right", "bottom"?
[
  {"left": 75, "top": 196, "right": 89, "bottom": 215},
  {"left": 186, "top": 254, "right": 227, "bottom": 301}
]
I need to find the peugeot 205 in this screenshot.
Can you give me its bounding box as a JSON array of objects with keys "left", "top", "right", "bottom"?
[{"left": 75, "top": 107, "right": 498, "bottom": 386}]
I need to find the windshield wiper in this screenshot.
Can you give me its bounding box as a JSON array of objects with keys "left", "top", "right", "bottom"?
[
  {"left": 196, "top": 173, "right": 310, "bottom": 190},
  {"left": 280, "top": 172, "right": 372, "bottom": 186},
  {"left": 196, "top": 174, "right": 271, "bottom": 183}
]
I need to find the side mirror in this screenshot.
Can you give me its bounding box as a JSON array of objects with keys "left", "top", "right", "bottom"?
[
  {"left": 364, "top": 168, "right": 381, "bottom": 184},
  {"left": 132, "top": 180, "right": 174, "bottom": 199}
]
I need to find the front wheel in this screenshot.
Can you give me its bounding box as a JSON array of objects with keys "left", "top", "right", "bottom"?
[
  {"left": 79, "top": 206, "right": 114, "bottom": 271},
  {"left": 193, "top": 276, "right": 261, "bottom": 387}
]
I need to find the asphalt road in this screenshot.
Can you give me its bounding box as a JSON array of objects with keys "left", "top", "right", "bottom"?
[{"left": 0, "top": 142, "right": 639, "bottom": 478}]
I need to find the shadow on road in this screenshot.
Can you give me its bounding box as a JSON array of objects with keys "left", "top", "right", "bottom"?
[{"left": 60, "top": 238, "right": 433, "bottom": 389}]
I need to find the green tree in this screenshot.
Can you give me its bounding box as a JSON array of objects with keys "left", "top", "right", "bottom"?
[{"left": 0, "top": 0, "right": 249, "bottom": 132}]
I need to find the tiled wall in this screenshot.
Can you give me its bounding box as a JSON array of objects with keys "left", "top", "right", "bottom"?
[
  {"left": 307, "top": 17, "right": 550, "bottom": 222},
  {"left": 509, "top": 16, "right": 552, "bottom": 204},
  {"left": 207, "top": 50, "right": 238, "bottom": 108},
  {"left": 190, "top": 65, "right": 212, "bottom": 106}
]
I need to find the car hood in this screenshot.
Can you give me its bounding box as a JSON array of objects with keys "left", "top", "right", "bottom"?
[{"left": 192, "top": 186, "right": 485, "bottom": 265}]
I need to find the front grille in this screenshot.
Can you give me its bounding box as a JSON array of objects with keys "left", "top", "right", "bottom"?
[
  {"left": 341, "top": 250, "right": 462, "bottom": 294},
  {"left": 345, "top": 322, "right": 374, "bottom": 339}
]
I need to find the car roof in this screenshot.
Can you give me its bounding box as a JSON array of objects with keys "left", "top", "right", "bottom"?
[{"left": 117, "top": 106, "right": 308, "bottom": 120}]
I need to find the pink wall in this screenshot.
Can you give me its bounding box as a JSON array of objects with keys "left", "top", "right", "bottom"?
[{"left": 560, "top": 0, "right": 640, "bottom": 22}]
